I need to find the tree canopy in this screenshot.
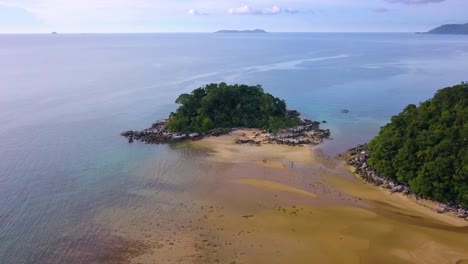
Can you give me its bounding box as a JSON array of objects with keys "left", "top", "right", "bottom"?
[
  {"left": 367, "top": 83, "right": 468, "bottom": 206},
  {"left": 166, "top": 83, "right": 301, "bottom": 133}
]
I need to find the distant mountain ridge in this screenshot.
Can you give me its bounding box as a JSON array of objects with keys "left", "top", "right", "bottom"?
[
  {"left": 214, "top": 29, "right": 267, "bottom": 34},
  {"left": 424, "top": 23, "right": 468, "bottom": 35}
]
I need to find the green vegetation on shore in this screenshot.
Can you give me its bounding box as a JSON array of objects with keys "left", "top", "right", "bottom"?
[
  {"left": 166, "top": 83, "right": 301, "bottom": 133},
  {"left": 367, "top": 83, "right": 468, "bottom": 207}
]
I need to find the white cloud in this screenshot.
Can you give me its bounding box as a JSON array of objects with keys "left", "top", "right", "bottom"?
[
  {"left": 263, "top": 5, "right": 282, "bottom": 15},
  {"left": 187, "top": 9, "right": 207, "bottom": 15},
  {"left": 228, "top": 5, "right": 292, "bottom": 15},
  {"left": 228, "top": 5, "right": 259, "bottom": 15}
]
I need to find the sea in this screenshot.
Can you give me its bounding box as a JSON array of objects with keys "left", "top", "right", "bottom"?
[{"left": 0, "top": 33, "right": 467, "bottom": 263}]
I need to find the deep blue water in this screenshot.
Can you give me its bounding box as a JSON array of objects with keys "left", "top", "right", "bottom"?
[{"left": 1, "top": 33, "right": 468, "bottom": 263}]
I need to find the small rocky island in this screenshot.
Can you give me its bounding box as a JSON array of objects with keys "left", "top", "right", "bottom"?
[
  {"left": 121, "top": 83, "right": 330, "bottom": 146},
  {"left": 345, "top": 84, "right": 468, "bottom": 219}
]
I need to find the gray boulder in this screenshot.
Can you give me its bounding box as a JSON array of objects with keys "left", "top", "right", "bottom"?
[{"left": 391, "top": 185, "right": 404, "bottom": 193}]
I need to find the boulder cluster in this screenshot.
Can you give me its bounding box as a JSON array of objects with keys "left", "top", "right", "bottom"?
[
  {"left": 235, "top": 119, "right": 330, "bottom": 146},
  {"left": 121, "top": 120, "right": 219, "bottom": 144},
  {"left": 347, "top": 144, "right": 411, "bottom": 195},
  {"left": 347, "top": 144, "right": 411, "bottom": 194},
  {"left": 346, "top": 144, "right": 468, "bottom": 220}
]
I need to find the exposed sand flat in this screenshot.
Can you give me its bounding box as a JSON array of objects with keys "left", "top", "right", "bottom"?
[
  {"left": 254, "top": 160, "right": 287, "bottom": 170},
  {"left": 190, "top": 128, "right": 317, "bottom": 166},
  {"left": 96, "top": 130, "right": 468, "bottom": 264},
  {"left": 327, "top": 164, "right": 468, "bottom": 227},
  {"left": 236, "top": 178, "right": 317, "bottom": 199},
  {"left": 212, "top": 181, "right": 466, "bottom": 261},
  {"left": 194, "top": 176, "right": 468, "bottom": 264}
]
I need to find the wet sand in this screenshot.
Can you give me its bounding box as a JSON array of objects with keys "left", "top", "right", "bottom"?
[{"left": 96, "top": 129, "right": 468, "bottom": 264}]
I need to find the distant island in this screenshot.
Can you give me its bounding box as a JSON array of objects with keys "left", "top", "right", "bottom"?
[
  {"left": 121, "top": 83, "right": 330, "bottom": 145},
  {"left": 214, "top": 29, "right": 267, "bottom": 34},
  {"left": 51, "top": 32, "right": 58, "bottom": 35},
  {"left": 347, "top": 83, "right": 468, "bottom": 217},
  {"left": 422, "top": 23, "right": 468, "bottom": 35}
]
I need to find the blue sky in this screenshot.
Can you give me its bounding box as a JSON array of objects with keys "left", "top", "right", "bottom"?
[{"left": 0, "top": 0, "right": 466, "bottom": 33}]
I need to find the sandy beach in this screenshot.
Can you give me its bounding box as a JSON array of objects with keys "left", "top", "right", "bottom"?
[{"left": 97, "top": 129, "right": 468, "bottom": 264}]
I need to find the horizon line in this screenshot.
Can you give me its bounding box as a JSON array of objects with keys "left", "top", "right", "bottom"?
[{"left": 0, "top": 31, "right": 423, "bottom": 34}]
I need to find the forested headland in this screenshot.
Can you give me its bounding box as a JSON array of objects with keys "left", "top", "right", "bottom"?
[
  {"left": 348, "top": 83, "right": 468, "bottom": 210},
  {"left": 423, "top": 23, "right": 468, "bottom": 35}
]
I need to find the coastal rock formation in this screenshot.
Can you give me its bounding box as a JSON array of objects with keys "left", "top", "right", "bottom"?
[
  {"left": 347, "top": 144, "right": 410, "bottom": 194},
  {"left": 121, "top": 120, "right": 207, "bottom": 144},
  {"left": 346, "top": 144, "right": 467, "bottom": 217},
  {"left": 121, "top": 112, "right": 330, "bottom": 146},
  {"left": 232, "top": 119, "right": 331, "bottom": 147}
]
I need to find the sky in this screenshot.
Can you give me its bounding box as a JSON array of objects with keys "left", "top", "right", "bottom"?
[{"left": 0, "top": 0, "right": 466, "bottom": 33}]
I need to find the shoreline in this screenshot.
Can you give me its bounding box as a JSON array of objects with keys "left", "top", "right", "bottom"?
[
  {"left": 343, "top": 164, "right": 468, "bottom": 227},
  {"left": 120, "top": 110, "right": 331, "bottom": 146},
  {"left": 193, "top": 130, "right": 468, "bottom": 226},
  {"left": 189, "top": 128, "right": 319, "bottom": 166},
  {"left": 108, "top": 131, "right": 468, "bottom": 263},
  {"left": 344, "top": 144, "right": 468, "bottom": 223}
]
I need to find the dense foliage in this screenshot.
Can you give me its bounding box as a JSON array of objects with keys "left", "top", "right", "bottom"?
[
  {"left": 166, "top": 83, "right": 301, "bottom": 133},
  {"left": 367, "top": 83, "right": 468, "bottom": 206}
]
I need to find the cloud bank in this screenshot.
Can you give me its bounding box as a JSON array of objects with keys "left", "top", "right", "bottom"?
[
  {"left": 228, "top": 5, "right": 259, "bottom": 15},
  {"left": 263, "top": 5, "right": 282, "bottom": 15},
  {"left": 227, "top": 5, "right": 298, "bottom": 15},
  {"left": 0, "top": 0, "right": 464, "bottom": 33}
]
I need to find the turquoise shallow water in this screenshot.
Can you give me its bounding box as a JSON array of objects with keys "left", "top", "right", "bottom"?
[{"left": 1, "top": 33, "right": 468, "bottom": 263}]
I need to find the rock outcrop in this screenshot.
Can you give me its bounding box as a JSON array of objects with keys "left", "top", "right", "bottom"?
[
  {"left": 346, "top": 144, "right": 467, "bottom": 218},
  {"left": 121, "top": 110, "right": 330, "bottom": 146},
  {"left": 121, "top": 120, "right": 218, "bottom": 144}
]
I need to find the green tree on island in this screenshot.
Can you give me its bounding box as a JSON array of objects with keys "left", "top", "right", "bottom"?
[
  {"left": 367, "top": 83, "right": 468, "bottom": 207},
  {"left": 166, "top": 83, "right": 301, "bottom": 133}
]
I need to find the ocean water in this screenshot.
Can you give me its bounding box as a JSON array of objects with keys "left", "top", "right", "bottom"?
[{"left": 0, "top": 33, "right": 468, "bottom": 263}]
